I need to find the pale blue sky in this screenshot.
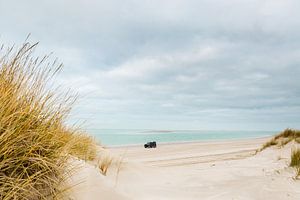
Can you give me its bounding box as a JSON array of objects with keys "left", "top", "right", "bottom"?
[{"left": 1, "top": 0, "right": 300, "bottom": 131}]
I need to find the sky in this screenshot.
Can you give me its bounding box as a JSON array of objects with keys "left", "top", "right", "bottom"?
[{"left": 0, "top": 0, "right": 300, "bottom": 131}]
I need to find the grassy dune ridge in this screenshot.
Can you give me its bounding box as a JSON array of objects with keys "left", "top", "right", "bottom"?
[
  {"left": 0, "top": 42, "right": 97, "bottom": 199},
  {"left": 259, "top": 128, "right": 300, "bottom": 177},
  {"left": 260, "top": 128, "right": 300, "bottom": 151}
]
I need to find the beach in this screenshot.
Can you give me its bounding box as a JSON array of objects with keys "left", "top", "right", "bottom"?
[{"left": 68, "top": 137, "right": 300, "bottom": 200}]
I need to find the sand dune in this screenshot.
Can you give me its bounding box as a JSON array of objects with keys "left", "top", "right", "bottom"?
[{"left": 69, "top": 137, "right": 300, "bottom": 200}]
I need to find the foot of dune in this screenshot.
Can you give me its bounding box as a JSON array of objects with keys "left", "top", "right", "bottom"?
[{"left": 68, "top": 137, "right": 300, "bottom": 200}]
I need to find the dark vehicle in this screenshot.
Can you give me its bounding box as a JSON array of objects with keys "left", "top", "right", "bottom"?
[{"left": 144, "top": 141, "right": 157, "bottom": 148}]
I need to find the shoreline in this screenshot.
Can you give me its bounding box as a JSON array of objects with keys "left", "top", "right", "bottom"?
[{"left": 104, "top": 135, "right": 272, "bottom": 149}]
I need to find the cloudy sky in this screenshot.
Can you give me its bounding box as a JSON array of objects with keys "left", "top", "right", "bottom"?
[{"left": 1, "top": 0, "right": 300, "bottom": 131}]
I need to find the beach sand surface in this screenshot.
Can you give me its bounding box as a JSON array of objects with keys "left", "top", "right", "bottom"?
[{"left": 69, "top": 137, "right": 300, "bottom": 200}]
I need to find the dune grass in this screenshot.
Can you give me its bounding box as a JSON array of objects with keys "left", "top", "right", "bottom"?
[
  {"left": 259, "top": 128, "right": 300, "bottom": 151},
  {"left": 97, "top": 154, "right": 114, "bottom": 176},
  {"left": 0, "top": 41, "right": 97, "bottom": 199},
  {"left": 290, "top": 149, "right": 300, "bottom": 178}
]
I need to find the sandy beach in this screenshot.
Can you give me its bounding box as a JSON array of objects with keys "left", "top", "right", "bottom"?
[{"left": 69, "top": 137, "right": 300, "bottom": 200}]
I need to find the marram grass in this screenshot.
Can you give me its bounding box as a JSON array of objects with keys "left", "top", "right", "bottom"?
[
  {"left": 259, "top": 128, "right": 300, "bottom": 151},
  {"left": 290, "top": 149, "right": 300, "bottom": 177},
  {"left": 0, "top": 42, "right": 97, "bottom": 199}
]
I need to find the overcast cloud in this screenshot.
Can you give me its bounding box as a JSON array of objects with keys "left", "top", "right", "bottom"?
[{"left": 1, "top": 0, "right": 300, "bottom": 131}]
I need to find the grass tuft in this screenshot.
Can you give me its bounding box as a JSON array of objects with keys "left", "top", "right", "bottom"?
[
  {"left": 0, "top": 41, "right": 97, "bottom": 199},
  {"left": 290, "top": 149, "right": 300, "bottom": 177},
  {"left": 97, "top": 150, "right": 114, "bottom": 176}
]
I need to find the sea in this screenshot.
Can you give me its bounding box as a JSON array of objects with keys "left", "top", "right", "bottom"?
[{"left": 88, "top": 129, "right": 276, "bottom": 146}]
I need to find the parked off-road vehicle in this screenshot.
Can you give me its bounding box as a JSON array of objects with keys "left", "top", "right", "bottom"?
[{"left": 144, "top": 141, "right": 157, "bottom": 148}]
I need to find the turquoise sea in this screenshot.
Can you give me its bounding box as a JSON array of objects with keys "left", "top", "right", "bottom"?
[{"left": 89, "top": 129, "right": 276, "bottom": 146}]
